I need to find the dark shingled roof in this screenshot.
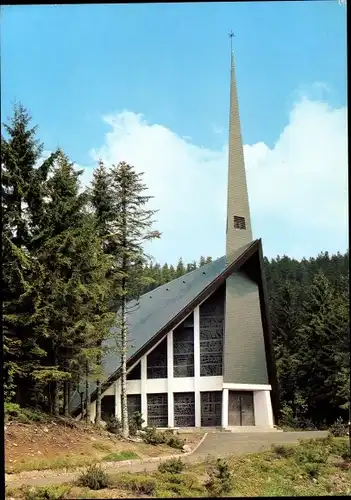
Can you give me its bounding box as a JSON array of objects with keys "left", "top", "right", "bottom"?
[{"left": 71, "top": 241, "right": 255, "bottom": 413}]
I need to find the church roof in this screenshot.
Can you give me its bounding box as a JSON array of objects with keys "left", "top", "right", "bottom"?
[{"left": 71, "top": 239, "right": 259, "bottom": 413}]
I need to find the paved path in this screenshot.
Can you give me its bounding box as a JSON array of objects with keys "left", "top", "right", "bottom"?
[
  {"left": 6, "top": 431, "right": 328, "bottom": 489},
  {"left": 190, "top": 430, "right": 328, "bottom": 459}
]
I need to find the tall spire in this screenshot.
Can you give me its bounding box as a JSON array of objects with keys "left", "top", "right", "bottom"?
[{"left": 226, "top": 43, "right": 252, "bottom": 262}]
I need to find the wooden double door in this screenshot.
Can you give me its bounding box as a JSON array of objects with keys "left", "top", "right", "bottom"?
[{"left": 228, "top": 391, "right": 255, "bottom": 426}]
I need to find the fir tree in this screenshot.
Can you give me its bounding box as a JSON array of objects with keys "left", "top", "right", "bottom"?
[
  {"left": 89, "top": 159, "right": 116, "bottom": 425},
  {"left": 169, "top": 264, "right": 176, "bottom": 281},
  {"left": 295, "top": 271, "right": 349, "bottom": 424},
  {"left": 30, "top": 151, "right": 114, "bottom": 415},
  {"left": 108, "top": 161, "right": 160, "bottom": 437},
  {"left": 199, "top": 256, "right": 206, "bottom": 267},
  {"left": 162, "top": 263, "right": 171, "bottom": 283},
  {"left": 186, "top": 261, "right": 197, "bottom": 273},
  {"left": 1, "top": 103, "right": 57, "bottom": 404},
  {"left": 176, "top": 257, "right": 185, "bottom": 277}
]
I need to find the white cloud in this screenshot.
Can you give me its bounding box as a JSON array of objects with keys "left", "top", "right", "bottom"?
[{"left": 82, "top": 95, "right": 348, "bottom": 264}]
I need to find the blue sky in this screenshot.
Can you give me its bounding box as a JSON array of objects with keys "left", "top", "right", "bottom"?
[{"left": 2, "top": 2, "right": 348, "bottom": 264}]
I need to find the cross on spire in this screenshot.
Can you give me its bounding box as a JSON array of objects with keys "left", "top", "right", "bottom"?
[{"left": 228, "top": 31, "right": 235, "bottom": 52}]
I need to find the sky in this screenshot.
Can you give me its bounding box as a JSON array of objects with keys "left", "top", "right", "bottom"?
[{"left": 1, "top": 1, "right": 348, "bottom": 265}]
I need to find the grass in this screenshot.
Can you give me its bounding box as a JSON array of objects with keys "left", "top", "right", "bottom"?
[
  {"left": 7, "top": 437, "right": 351, "bottom": 498},
  {"left": 6, "top": 450, "right": 140, "bottom": 474},
  {"left": 91, "top": 442, "right": 112, "bottom": 453},
  {"left": 6, "top": 454, "right": 100, "bottom": 474},
  {"left": 102, "top": 451, "right": 139, "bottom": 462}
]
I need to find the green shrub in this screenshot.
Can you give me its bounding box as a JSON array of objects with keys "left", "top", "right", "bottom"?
[
  {"left": 77, "top": 464, "right": 110, "bottom": 490},
  {"left": 133, "top": 411, "right": 145, "bottom": 430},
  {"left": 304, "top": 462, "right": 322, "bottom": 478},
  {"left": 327, "top": 437, "right": 349, "bottom": 458},
  {"left": 329, "top": 417, "right": 348, "bottom": 437},
  {"left": 23, "top": 408, "right": 47, "bottom": 422},
  {"left": 158, "top": 457, "right": 185, "bottom": 474},
  {"left": 272, "top": 444, "right": 295, "bottom": 458},
  {"left": 115, "top": 473, "right": 157, "bottom": 495},
  {"left": 5, "top": 403, "right": 30, "bottom": 423},
  {"left": 24, "top": 485, "right": 71, "bottom": 500},
  {"left": 5, "top": 403, "right": 22, "bottom": 417},
  {"left": 102, "top": 450, "right": 139, "bottom": 461},
  {"left": 141, "top": 426, "right": 185, "bottom": 448},
  {"left": 167, "top": 433, "right": 185, "bottom": 450},
  {"left": 142, "top": 426, "right": 167, "bottom": 445},
  {"left": 4, "top": 404, "right": 48, "bottom": 423},
  {"left": 128, "top": 417, "right": 138, "bottom": 436},
  {"left": 295, "top": 447, "right": 327, "bottom": 464},
  {"left": 106, "top": 416, "right": 122, "bottom": 435},
  {"left": 205, "top": 458, "right": 233, "bottom": 496},
  {"left": 155, "top": 472, "right": 203, "bottom": 497}
]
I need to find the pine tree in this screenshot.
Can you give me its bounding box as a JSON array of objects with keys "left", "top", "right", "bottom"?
[
  {"left": 199, "top": 256, "right": 206, "bottom": 267},
  {"left": 296, "top": 271, "right": 349, "bottom": 424},
  {"left": 176, "top": 258, "right": 185, "bottom": 277},
  {"left": 1, "top": 103, "right": 57, "bottom": 404},
  {"left": 89, "top": 160, "right": 116, "bottom": 425},
  {"left": 186, "top": 261, "right": 197, "bottom": 273},
  {"left": 166, "top": 264, "right": 174, "bottom": 282},
  {"left": 162, "top": 263, "right": 171, "bottom": 283},
  {"left": 271, "top": 280, "right": 303, "bottom": 421},
  {"left": 108, "top": 161, "right": 160, "bottom": 437},
  {"left": 30, "top": 151, "right": 114, "bottom": 416},
  {"left": 153, "top": 263, "right": 162, "bottom": 288}
]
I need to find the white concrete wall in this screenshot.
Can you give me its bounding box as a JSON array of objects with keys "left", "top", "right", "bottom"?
[{"left": 254, "top": 390, "right": 274, "bottom": 428}]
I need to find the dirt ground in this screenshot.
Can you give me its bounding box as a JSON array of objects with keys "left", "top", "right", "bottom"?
[{"left": 5, "top": 421, "right": 203, "bottom": 474}]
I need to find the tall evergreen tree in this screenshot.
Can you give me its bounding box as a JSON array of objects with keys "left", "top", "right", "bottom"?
[
  {"left": 294, "top": 271, "right": 349, "bottom": 424},
  {"left": 1, "top": 103, "right": 57, "bottom": 404},
  {"left": 176, "top": 258, "right": 185, "bottom": 277},
  {"left": 89, "top": 160, "right": 116, "bottom": 425},
  {"left": 162, "top": 263, "right": 171, "bottom": 283},
  {"left": 168, "top": 264, "right": 176, "bottom": 281},
  {"left": 30, "top": 151, "right": 114, "bottom": 415},
  {"left": 108, "top": 161, "right": 160, "bottom": 437},
  {"left": 186, "top": 261, "right": 197, "bottom": 273},
  {"left": 199, "top": 256, "right": 206, "bottom": 267}
]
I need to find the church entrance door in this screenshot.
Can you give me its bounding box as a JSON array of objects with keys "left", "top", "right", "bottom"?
[{"left": 228, "top": 391, "right": 255, "bottom": 426}]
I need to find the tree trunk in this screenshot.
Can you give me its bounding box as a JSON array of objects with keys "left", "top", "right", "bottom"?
[
  {"left": 85, "top": 363, "right": 91, "bottom": 424},
  {"left": 95, "top": 347, "right": 102, "bottom": 426},
  {"left": 53, "top": 381, "right": 60, "bottom": 417},
  {"left": 95, "top": 378, "right": 101, "bottom": 426},
  {"left": 121, "top": 294, "right": 129, "bottom": 438},
  {"left": 64, "top": 381, "right": 69, "bottom": 418},
  {"left": 53, "top": 352, "right": 60, "bottom": 416}
]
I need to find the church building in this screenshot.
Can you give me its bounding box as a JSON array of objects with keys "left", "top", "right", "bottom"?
[{"left": 72, "top": 49, "right": 279, "bottom": 430}]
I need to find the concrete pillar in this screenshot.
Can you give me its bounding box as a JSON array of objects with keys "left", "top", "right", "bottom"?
[
  {"left": 114, "top": 380, "right": 121, "bottom": 419},
  {"left": 222, "top": 389, "right": 229, "bottom": 428},
  {"left": 253, "top": 390, "right": 274, "bottom": 428},
  {"left": 167, "top": 330, "right": 174, "bottom": 427},
  {"left": 194, "top": 306, "right": 201, "bottom": 427},
  {"left": 90, "top": 400, "right": 96, "bottom": 423},
  {"left": 141, "top": 355, "right": 148, "bottom": 427}
]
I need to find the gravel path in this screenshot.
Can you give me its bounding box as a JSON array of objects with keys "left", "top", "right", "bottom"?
[{"left": 6, "top": 430, "right": 328, "bottom": 489}]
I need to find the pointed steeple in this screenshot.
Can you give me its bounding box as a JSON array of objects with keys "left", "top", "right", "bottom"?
[{"left": 226, "top": 48, "right": 252, "bottom": 262}]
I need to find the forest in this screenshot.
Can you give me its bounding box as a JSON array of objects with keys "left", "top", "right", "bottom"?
[{"left": 2, "top": 103, "right": 349, "bottom": 433}]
